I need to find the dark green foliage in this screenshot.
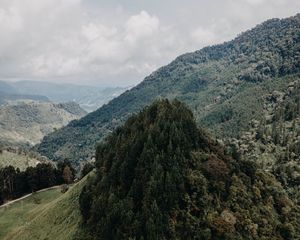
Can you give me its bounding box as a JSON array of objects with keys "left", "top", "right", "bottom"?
[
  {"left": 80, "top": 162, "right": 94, "bottom": 179},
  {"left": 78, "top": 100, "right": 300, "bottom": 239},
  {"left": 56, "top": 159, "right": 76, "bottom": 184},
  {"left": 0, "top": 161, "right": 76, "bottom": 204},
  {"left": 36, "top": 14, "right": 300, "bottom": 166}
]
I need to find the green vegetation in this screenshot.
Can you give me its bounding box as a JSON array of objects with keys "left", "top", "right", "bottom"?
[
  {"left": 6, "top": 175, "right": 90, "bottom": 240},
  {"left": 0, "top": 101, "right": 86, "bottom": 147},
  {"left": 2, "top": 14, "right": 299, "bottom": 240},
  {"left": 0, "top": 161, "right": 75, "bottom": 205},
  {"left": 0, "top": 187, "right": 63, "bottom": 239},
  {"left": 230, "top": 80, "right": 300, "bottom": 202},
  {"left": 0, "top": 148, "right": 46, "bottom": 170},
  {"left": 78, "top": 100, "right": 300, "bottom": 239},
  {"left": 36, "top": 14, "right": 300, "bottom": 166}
]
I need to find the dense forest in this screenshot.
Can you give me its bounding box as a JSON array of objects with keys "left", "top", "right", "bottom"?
[
  {"left": 36, "top": 14, "right": 300, "bottom": 166},
  {"left": 76, "top": 100, "right": 300, "bottom": 240},
  {"left": 228, "top": 80, "right": 300, "bottom": 201},
  {"left": 0, "top": 160, "right": 75, "bottom": 205}
]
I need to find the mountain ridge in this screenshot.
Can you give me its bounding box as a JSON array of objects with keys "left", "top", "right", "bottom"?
[
  {"left": 36, "top": 14, "right": 300, "bottom": 165},
  {"left": 9, "top": 80, "right": 130, "bottom": 112},
  {"left": 0, "top": 101, "right": 86, "bottom": 146}
]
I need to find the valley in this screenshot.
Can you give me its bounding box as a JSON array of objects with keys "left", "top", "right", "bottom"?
[
  {"left": 0, "top": 11, "right": 299, "bottom": 240},
  {"left": 1, "top": 80, "right": 129, "bottom": 112},
  {"left": 0, "top": 101, "right": 86, "bottom": 147}
]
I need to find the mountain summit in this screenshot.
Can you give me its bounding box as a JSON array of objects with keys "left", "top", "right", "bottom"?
[{"left": 78, "top": 100, "right": 300, "bottom": 239}]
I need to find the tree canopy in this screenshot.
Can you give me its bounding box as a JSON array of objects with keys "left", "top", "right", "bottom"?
[{"left": 78, "top": 100, "right": 300, "bottom": 239}]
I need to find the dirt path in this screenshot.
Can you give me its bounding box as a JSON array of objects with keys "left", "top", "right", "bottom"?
[{"left": 0, "top": 185, "right": 61, "bottom": 209}]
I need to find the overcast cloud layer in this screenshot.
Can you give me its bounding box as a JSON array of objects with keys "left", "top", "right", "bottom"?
[{"left": 0, "top": 0, "right": 299, "bottom": 87}]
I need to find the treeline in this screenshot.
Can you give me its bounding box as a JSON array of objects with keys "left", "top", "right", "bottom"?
[{"left": 0, "top": 160, "right": 75, "bottom": 205}]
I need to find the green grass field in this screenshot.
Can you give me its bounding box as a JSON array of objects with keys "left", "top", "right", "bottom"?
[
  {"left": 0, "top": 188, "right": 63, "bottom": 239},
  {"left": 1, "top": 175, "right": 90, "bottom": 240}
]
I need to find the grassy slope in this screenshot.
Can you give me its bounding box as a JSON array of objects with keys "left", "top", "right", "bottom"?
[
  {"left": 0, "top": 150, "right": 41, "bottom": 170},
  {"left": 0, "top": 188, "right": 63, "bottom": 239},
  {"left": 2, "top": 176, "right": 89, "bottom": 240}
]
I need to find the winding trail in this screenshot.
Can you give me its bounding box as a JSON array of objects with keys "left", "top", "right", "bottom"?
[{"left": 0, "top": 185, "right": 61, "bottom": 209}]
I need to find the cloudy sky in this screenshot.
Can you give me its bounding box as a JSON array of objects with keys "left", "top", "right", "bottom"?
[{"left": 0, "top": 0, "right": 299, "bottom": 87}]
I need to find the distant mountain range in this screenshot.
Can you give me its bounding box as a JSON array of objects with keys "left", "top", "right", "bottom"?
[
  {"left": 1, "top": 80, "right": 130, "bottom": 112},
  {"left": 0, "top": 80, "right": 49, "bottom": 105},
  {"left": 36, "top": 14, "right": 300, "bottom": 167},
  {"left": 0, "top": 101, "right": 86, "bottom": 147}
]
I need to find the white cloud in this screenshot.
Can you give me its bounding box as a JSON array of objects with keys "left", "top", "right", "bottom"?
[
  {"left": 125, "top": 11, "right": 160, "bottom": 43},
  {"left": 242, "top": 0, "right": 266, "bottom": 5},
  {"left": 82, "top": 23, "right": 117, "bottom": 41},
  {"left": 190, "top": 27, "right": 218, "bottom": 46},
  {"left": 0, "top": 0, "right": 299, "bottom": 86}
]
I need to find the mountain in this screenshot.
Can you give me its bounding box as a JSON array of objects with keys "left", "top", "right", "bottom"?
[
  {"left": 0, "top": 80, "right": 49, "bottom": 106},
  {"left": 0, "top": 80, "right": 17, "bottom": 94},
  {"left": 0, "top": 102, "right": 86, "bottom": 146},
  {"left": 10, "top": 81, "right": 129, "bottom": 112},
  {"left": 77, "top": 100, "right": 300, "bottom": 239},
  {"left": 0, "top": 92, "right": 49, "bottom": 106},
  {"left": 4, "top": 173, "right": 89, "bottom": 240},
  {"left": 0, "top": 147, "right": 49, "bottom": 170},
  {"left": 37, "top": 14, "right": 300, "bottom": 166},
  {"left": 229, "top": 80, "right": 300, "bottom": 201}
]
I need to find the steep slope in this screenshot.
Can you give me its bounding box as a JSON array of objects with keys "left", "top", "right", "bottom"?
[
  {"left": 228, "top": 80, "right": 300, "bottom": 201},
  {"left": 0, "top": 187, "right": 63, "bottom": 239},
  {"left": 77, "top": 100, "right": 300, "bottom": 239},
  {"left": 3, "top": 175, "right": 90, "bottom": 240},
  {"left": 0, "top": 102, "right": 86, "bottom": 146},
  {"left": 37, "top": 14, "right": 300, "bottom": 165}
]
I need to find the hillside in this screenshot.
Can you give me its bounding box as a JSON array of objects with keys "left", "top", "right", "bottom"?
[
  {"left": 0, "top": 187, "right": 63, "bottom": 239},
  {"left": 4, "top": 175, "right": 90, "bottom": 240},
  {"left": 37, "top": 14, "right": 300, "bottom": 165},
  {"left": 229, "top": 80, "right": 300, "bottom": 201},
  {"left": 77, "top": 100, "right": 300, "bottom": 239},
  {"left": 0, "top": 92, "right": 49, "bottom": 107},
  {"left": 0, "top": 147, "right": 48, "bottom": 170},
  {"left": 0, "top": 102, "right": 86, "bottom": 146}
]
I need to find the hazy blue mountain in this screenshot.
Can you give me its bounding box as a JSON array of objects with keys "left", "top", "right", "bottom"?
[
  {"left": 0, "top": 80, "right": 49, "bottom": 105},
  {"left": 0, "top": 80, "right": 17, "bottom": 94},
  {"left": 10, "top": 81, "right": 129, "bottom": 112}
]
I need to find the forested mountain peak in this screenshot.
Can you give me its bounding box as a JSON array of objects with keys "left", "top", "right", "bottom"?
[{"left": 78, "top": 100, "right": 300, "bottom": 239}]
